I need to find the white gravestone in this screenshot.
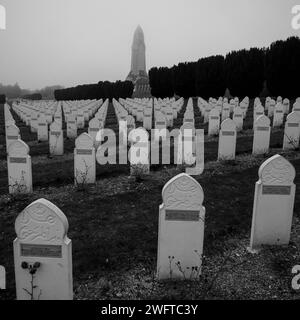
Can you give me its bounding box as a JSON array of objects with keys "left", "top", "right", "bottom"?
[
  {"left": 273, "top": 103, "right": 284, "bottom": 127},
  {"left": 49, "top": 121, "right": 64, "bottom": 156},
  {"left": 74, "top": 133, "right": 96, "bottom": 184},
  {"left": 88, "top": 118, "right": 100, "bottom": 141},
  {"left": 155, "top": 113, "right": 167, "bottom": 131},
  {"left": 221, "top": 104, "right": 230, "bottom": 122},
  {"left": 157, "top": 173, "right": 205, "bottom": 280},
  {"left": 180, "top": 122, "right": 196, "bottom": 164},
  {"left": 126, "top": 115, "right": 136, "bottom": 135},
  {"left": 293, "top": 101, "right": 300, "bottom": 116},
  {"left": 283, "top": 99, "right": 290, "bottom": 114},
  {"left": 267, "top": 100, "right": 275, "bottom": 118},
  {"left": 143, "top": 110, "right": 152, "bottom": 130},
  {"left": 233, "top": 106, "right": 243, "bottom": 132},
  {"left": 7, "top": 140, "right": 32, "bottom": 194},
  {"left": 283, "top": 112, "right": 300, "bottom": 151},
  {"left": 249, "top": 155, "right": 296, "bottom": 252},
  {"left": 252, "top": 115, "right": 271, "bottom": 155},
  {"left": 14, "top": 198, "right": 73, "bottom": 300},
  {"left": 129, "top": 128, "right": 150, "bottom": 177},
  {"left": 53, "top": 112, "right": 62, "bottom": 128},
  {"left": 6, "top": 124, "right": 20, "bottom": 153},
  {"left": 208, "top": 109, "right": 220, "bottom": 136},
  {"left": 254, "top": 105, "right": 264, "bottom": 123},
  {"left": 67, "top": 115, "right": 77, "bottom": 139},
  {"left": 77, "top": 111, "right": 85, "bottom": 129},
  {"left": 30, "top": 114, "right": 38, "bottom": 133},
  {"left": 37, "top": 114, "right": 48, "bottom": 142},
  {"left": 218, "top": 119, "right": 237, "bottom": 160}
]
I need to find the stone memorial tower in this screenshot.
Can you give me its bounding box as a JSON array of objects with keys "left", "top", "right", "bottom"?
[{"left": 126, "top": 25, "right": 151, "bottom": 98}]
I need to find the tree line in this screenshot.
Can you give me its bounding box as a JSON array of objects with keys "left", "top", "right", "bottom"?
[
  {"left": 0, "top": 83, "right": 63, "bottom": 100},
  {"left": 54, "top": 80, "right": 134, "bottom": 101},
  {"left": 22, "top": 93, "right": 42, "bottom": 100},
  {"left": 149, "top": 36, "right": 300, "bottom": 99}
]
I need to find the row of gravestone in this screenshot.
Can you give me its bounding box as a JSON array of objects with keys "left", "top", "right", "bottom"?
[
  {"left": 11, "top": 99, "right": 104, "bottom": 142},
  {"left": 6, "top": 110, "right": 300, "bottom": 194},
  {"left": 120, "top": 97, "right": 185, "bottom": 130},
  {"left": 6, "top": 154, "right": 296, "bottom": 299},
  {"left": 6, "top": 100, "right": 106, "bottom": 156}
]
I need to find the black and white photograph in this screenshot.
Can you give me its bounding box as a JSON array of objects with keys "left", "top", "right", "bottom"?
[{"left": 0, "top": 0, "right": 300, "bottom": 309}]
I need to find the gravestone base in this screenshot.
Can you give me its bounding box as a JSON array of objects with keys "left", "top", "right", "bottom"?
[{"left": 246, "top": 246, "right": 260, "bottom": 254}]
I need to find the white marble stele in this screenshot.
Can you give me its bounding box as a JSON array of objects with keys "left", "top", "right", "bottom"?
[
  {"left": 218, "top": 119, "right": 237, "bottom": 160},
  {"left": 249, "top": 155, "right": 296, "bottom": 252},
  {"left": 74, "top": 133, "right": 96, "bottom": 184},
  {"left": 7, "top": 139, "right": 32, "bottom": 194},
  {"left": 157, "top": 173, "right": 205, "bottom": 280},
  {"left": 49, "top": 121, "right": 64, "bottom": 156},
  {"left": 14, "top": 198, "right": 73, "bottom": 300},
  {"left": 252, "top": 115, "right": 271, "bottom": 155}
]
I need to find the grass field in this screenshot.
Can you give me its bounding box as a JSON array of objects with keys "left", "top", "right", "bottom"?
[{"left": 0, "top": 99, "right": 299, "bottom": 300}]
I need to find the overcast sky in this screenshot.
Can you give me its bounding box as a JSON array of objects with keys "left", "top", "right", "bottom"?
[{"left": 0, "top": 0, "right": 299, "bottom": 90}]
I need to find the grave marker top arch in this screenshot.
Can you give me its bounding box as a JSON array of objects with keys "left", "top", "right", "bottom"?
[
  {"left": 15, "top": 198, "right": 69, "bottom": 245},
  {"left": 161, "top": 173, "right": 204, "bottom": 211},
  {"left": 258, "top": 154, "right": 295, "bottom": 186},
  {"left": 75, "top": 132, "right": 94, "bottom": 149}
]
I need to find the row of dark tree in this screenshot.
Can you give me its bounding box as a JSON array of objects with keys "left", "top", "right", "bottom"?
[
  {"left": 54, "top": 80, "right": 134, "bottom": 101},
  {"left": 0, "top": 83, "right": 63, "bottom": 100},
  {"left": 149, "top": 36, "right": 300, "bottom": 99},
  {"left": 22, "top": 93, "right": 42, "bottom": 100}
]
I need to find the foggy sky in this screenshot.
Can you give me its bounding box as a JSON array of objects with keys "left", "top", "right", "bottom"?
[{"left": 0, "top": 0, "right": 299, "bottom": 90}]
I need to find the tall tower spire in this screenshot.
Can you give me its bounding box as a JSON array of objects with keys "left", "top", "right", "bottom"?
[{"left": 126, "top": 25, "right": 147, "bottom": 83}]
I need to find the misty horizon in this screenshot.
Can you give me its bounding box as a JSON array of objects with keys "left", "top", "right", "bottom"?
[{"left": 0, "top": 0, "right": 299, "bottom": 90}]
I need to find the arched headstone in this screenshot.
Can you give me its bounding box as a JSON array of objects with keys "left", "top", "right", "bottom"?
[
  {"left": 67, "top": 115, "right": 77, "bottom": 139},
  {"left": 221, "top": 103, "right": 230, "bottom": 122},
  {"left": 37, "top": 114, "right": 48, "bottom": 142},
  {"left": 252, "top": 115, "right": 271, "bottom": 155},
  {"left": 254, "top": 105, "right": 264, "bottom": 123},
  {"left": 13, "top": 198, "right": 73, "bottom": 300},
  {"left": 218, "top": 119, "right": 237, "bottom": 160},
  {"left": 293, "top": 101, "right": 300, "bottom": 116},
  {"left": 283, "top": 98, "right": 290, "bottom": 114},
  {"left": 283, "top": 112, "right": 300, "bottom": 150},
  {"left": 49, "top": 121, "right": 64, "bottom": 155},
  {"left": 88, "top": 118, "right": 100, "bottom": 141},
  {"left": 30, "top": 114, "right": 38, "bottom": 133},
  {"left": 143, "top": 109, "right": 152, "bottom": 130},
  {"left": 129, "top": 127, "right": 150, "bottom": 177},
  {"left": 76, "top": 110, "right": 85, "bottom": 129},
  {"left": 7, "top": 139, "right": 32, "bottom": 194},
  {"left": 5, "top": 124, "right": 20, "bottom": 153},
  {"left": 157, "top": 173, "right": 205, "bottom": 280},
  {"left": 74, "top": 133, "right": 96, "bottom": 184},
  {"left": 268, "top": 100, "right": 275, "bottom": 118},
  {"left": 273, "top": 103, "right": 284, "bottom": 127},
  {"left": 208, "top": 108, "right": 220, "bottom": 136},
  {"left": 233, "top": 106, "right": 243, "bottom": 132},
  {"left": 155, "top": 112, "right": 167, "bottom": 131},
  {"left": 249, "top": 155, "right": 296, "bottom": 251},
  {"left": 180, "top": 122, "right": 196, "bottom": 165}
]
